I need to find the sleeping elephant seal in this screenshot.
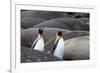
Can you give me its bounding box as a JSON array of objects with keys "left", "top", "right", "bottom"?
[{"left": 64, "top": 36, "right": 89, "bottom": 60}]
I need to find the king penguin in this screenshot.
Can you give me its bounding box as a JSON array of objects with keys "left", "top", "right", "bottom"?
[
  {"left": 52, "top": 31, "right": 64, "bottom": 59},
  {"left": 31, "top": 28, "right": 44, "bottom": 51}
]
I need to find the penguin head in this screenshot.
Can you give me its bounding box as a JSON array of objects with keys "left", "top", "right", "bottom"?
[
  {"left": 38, "top": 28, "right": 43, "bottom": 35},
  {"left": 58, "top": 31, "right": 63, "bottom": 37}
]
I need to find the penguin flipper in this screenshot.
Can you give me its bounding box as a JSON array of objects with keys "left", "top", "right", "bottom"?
[
  {"left": 31, "top": 38, "right": 39, "bottom": 49},
  {"left": 52, "top": 38, "right": 60, "bottom": 54}
]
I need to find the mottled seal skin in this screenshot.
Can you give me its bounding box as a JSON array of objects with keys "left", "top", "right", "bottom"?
[
  {"left": 64, "top": 36, "right": 89, "bottom": 60},
  {"left": 21, "top": 18, "right": 46, "bottom": 29},
  {"left": 34, "top": 18, "right": 89, "bottom": 31},
  {"left": 21, "top": 10, "right": 89, "bottom": 20},
  {"left": 21, "top": 11, "right": 64, "bottom": 20}
]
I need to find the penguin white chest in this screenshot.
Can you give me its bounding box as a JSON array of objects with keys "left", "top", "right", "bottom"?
[
  {"left": 54, "top": 38, "right": 64, "bottom": 59},
  {"left": 34, "top": 38, "right": 44, "bottom": 51}
]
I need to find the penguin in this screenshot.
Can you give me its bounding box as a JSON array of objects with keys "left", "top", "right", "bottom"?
[
  {"left": 52, "top": 31, "right": 64, "bottom": 59},
  {"left": 31, "top": 28, "right": 44, "bottom": 51}
]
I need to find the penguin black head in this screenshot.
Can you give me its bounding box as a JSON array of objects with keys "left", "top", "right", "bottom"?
[
  {"left": 38, "top": 28, "right": 43, "bottom": 35},
  {"left": 58, "top": 31, "right": 63, "bottom": 36}
]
